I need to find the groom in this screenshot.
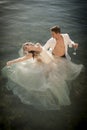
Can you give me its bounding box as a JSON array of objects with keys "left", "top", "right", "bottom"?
[
  {"left": 44, "top": 25, "right": 78, "bottom": 60},
  {"left": 28, "top": 26, "right": 78, "bottom": 60}
]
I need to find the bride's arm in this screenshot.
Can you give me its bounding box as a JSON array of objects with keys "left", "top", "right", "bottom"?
[
  {"left": 7, "top": 53, "right": 32, "bottom": 66},
  {"left": 28, "top": 44, "right": 42, "bottom": 53}
]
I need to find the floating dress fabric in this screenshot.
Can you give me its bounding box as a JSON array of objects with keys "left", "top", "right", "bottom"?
[{"left": 2, "top": 48, "right": 83, "bottom": 110}]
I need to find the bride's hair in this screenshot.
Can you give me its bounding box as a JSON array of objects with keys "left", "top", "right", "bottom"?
[
  {"left": 23, "top": 42, "right": 34, "bottom": 49},
  {"left": 23, "top": 42, "right": 39, "bottom": 59}
]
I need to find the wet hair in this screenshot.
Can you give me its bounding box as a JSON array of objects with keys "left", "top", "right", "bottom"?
[{"left": 50, "top": 26, "right": 61, "bottom": 33}]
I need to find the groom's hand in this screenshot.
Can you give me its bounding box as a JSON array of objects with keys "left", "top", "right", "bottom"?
[{"left": 73, "top": 43, "right": 78, "bottom": 49}]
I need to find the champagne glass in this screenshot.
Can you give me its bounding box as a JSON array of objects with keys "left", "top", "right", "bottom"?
[
  {"left": 73, "top": 43, "right": 78, "bottom": 55},
  {"left": 73, "top": 48, "right": 77, "bottom": 55}
]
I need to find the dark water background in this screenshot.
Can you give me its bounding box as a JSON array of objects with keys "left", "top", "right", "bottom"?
[{"left": 0, "top": 0, "right": 87, "bottom": 130}]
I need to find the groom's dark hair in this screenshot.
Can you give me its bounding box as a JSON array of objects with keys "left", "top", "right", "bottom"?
[{"left": 50, "top": 26, "right": 61, "bottom": 33}]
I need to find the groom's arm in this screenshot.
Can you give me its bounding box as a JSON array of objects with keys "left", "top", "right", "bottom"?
[
  {"left": 43, "top": 41, "right": 50, "bottom": 50},
  {"left": 66, "top": 34, "right": 78, "bottom": 49},
  {"left": 44, "top": 38, "right": 53, "bottom": 50},
  {"left": 44, "top": 38, "right": 56, "bottom": 51}
]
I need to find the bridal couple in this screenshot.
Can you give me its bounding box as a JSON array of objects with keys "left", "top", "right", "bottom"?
[
  {"left": 2, "top": 26, "right": 83, "bottom": 110},
  {"left": 7, "top": 26, "right": 78, "bottom": 65}
]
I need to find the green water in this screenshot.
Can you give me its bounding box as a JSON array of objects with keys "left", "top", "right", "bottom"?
[{"left": 0, "top": 0, "right": 87, "bottom": 130}]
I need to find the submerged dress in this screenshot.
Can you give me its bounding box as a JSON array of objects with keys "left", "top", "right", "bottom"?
[{"left": 2, "top": 47, "right": 83, "bottom": 110}]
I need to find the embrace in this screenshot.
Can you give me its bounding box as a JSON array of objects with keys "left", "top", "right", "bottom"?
[
  {"left": 7, "top": 26, "right": 78, "bottom": 65},
  {"left": 2, "top": 26, "right": 83, "bottom": 110}
]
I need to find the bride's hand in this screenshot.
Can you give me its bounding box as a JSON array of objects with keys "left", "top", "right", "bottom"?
[{"left": 6, "top": 61, "right": 13, "bottom": 66}]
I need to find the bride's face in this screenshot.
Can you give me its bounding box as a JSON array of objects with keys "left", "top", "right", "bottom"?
[{"left": 23, "top": 44, "right": 34, "bottom": 51}]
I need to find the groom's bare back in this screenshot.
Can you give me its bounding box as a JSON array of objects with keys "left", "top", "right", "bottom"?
[{"left": 52, "top": 35, "right": 65, "bottom": 57}]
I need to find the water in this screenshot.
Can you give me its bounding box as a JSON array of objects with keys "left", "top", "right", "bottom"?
[{"left": 0, "top": 0, "right": 87, "bottom": 130}]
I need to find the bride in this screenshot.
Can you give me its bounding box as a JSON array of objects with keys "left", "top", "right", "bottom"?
[
  {"left": 2, "top": 42, "right": 83, "bottom": 110},
  {"left": 6, "top": 42, "right": 54, "bottom": 65}
]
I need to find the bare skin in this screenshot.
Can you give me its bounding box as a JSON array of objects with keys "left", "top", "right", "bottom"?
[
  {"left": 51, "top": 31, "right": 78, "bottom": 57},
  {"left": 6, "top": 43, "right": 43, "bottom": 66},
  {"left": 26, "top": 43, "right": 42, "bottom": 53},
  {"left": 7, "top": 53, "right": 33, "bottom": 66},
  {"left": 52, "top": 34, "right": 65, "bottom": 56},
  {"left": 52, "top": 32, "right": 65, "bottom": 56}
]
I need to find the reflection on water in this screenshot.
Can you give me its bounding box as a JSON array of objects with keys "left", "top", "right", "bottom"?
[{"left": 0, "top": 0, "right": 87, "bottom": 130}]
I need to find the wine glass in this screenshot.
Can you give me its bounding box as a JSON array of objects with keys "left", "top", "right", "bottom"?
[
  {"left": 73, "top": 48, "right": 77, "bottom": 55},
  {"left": 73, "top": 43, "right": 78, "bottom": 55}
]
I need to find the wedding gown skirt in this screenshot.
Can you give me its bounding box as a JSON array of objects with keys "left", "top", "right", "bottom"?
[{"left": 2, "top": 53, "right": 83, "bottom": 110}]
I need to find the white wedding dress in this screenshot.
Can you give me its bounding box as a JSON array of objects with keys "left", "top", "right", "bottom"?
[{"left": 2, "top": 47, "right": 83, "bottom": 110}]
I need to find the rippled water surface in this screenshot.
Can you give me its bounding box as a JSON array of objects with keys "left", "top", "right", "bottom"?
[{"left": 0, "top": 0, "right": 87, "bottom": 130}]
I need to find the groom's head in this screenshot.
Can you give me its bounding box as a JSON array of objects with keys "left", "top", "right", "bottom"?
[
  {"left": 51, "top": 26, "right": 61, "bottom": 33},
  {"left": 50, "top": 26, "right": 61, "bottom": 38}
]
